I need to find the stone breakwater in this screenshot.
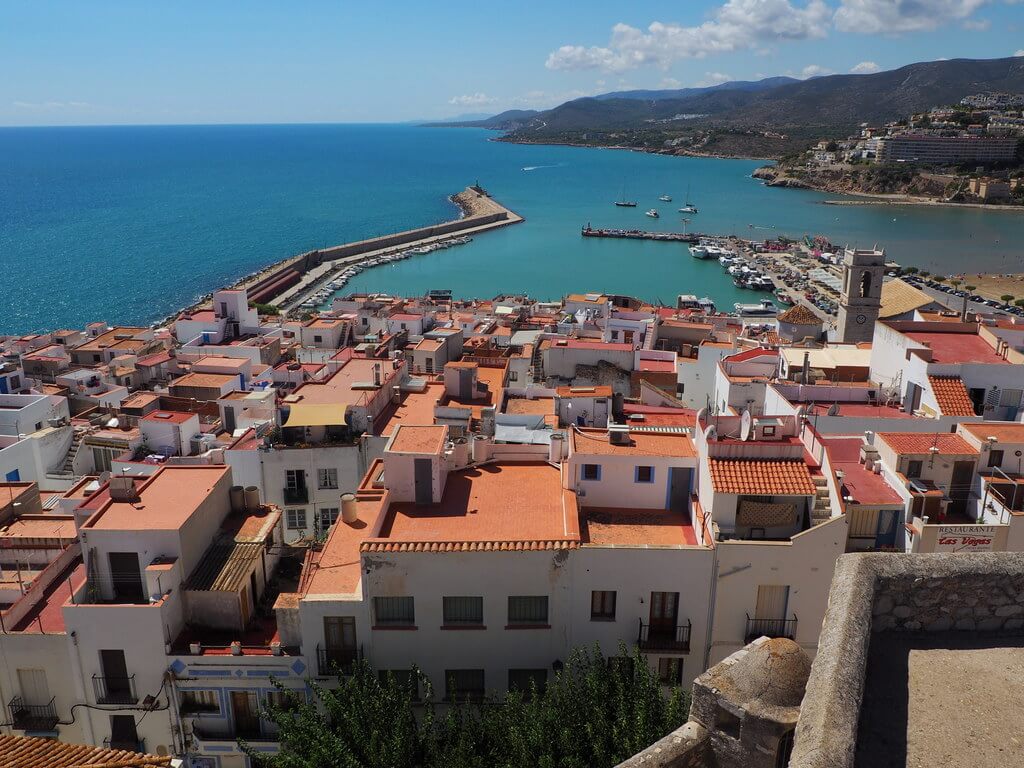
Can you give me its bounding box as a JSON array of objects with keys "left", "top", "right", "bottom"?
[{"left": 171, "top": 186, "right": 522, "bottom": 319}]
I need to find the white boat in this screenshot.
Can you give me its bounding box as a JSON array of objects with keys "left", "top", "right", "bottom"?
[
  {"left": 678, "top": 183, "right": 698, "bottom": 214},
  {"left": 718, "top": 255, "right": 735, "bottom": 266},
  {"left": 690, "top": 245, "right": 713, "bottom": 259},
  {"left": 645, "top": 209, "right": 659, "bottom": 218},
  {"left": 734, "top": 299, "right": 779, "bottom": 317},
  {"left": 659, "top": 194, "right": 672, "bottom": 202}
]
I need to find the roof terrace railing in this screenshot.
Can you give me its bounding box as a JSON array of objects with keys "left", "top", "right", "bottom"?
[
  {"left": 637, "top": 619, "right": 692, "bottom": 653},
  {"left": 745, "top": 613, "right": 798, "bottom": 643}
]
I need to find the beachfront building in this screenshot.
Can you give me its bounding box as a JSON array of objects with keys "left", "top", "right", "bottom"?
[{"left": 875, "top": 133, "right": 1019, "bottom": 164}]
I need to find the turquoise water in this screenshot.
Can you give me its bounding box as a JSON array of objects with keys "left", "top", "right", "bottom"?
[{"left": 1, "top": 123, "right": 1021, "bottom": 334}]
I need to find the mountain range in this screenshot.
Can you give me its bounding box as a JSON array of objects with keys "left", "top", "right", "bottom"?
[{"left": 445, "top": 56, "right": 1024, "bottom": 138}]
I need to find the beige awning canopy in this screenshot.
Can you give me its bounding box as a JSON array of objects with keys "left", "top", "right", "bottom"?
[{"left": 283, "top": 403, "right": 349, "bottom": 428}]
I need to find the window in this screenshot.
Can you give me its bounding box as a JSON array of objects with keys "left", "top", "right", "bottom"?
[
  {"left": 635, "top": 466, "right": 654, "bottom": 483},
  {"left": 906, "top": 460, "right": 923, "bottom": 479},
  {"left": 93, "top": 354, "right": 101, "bottom": 362},
  {"left": 509, "top": 370, "right": 518, "bottom": 381},
  {"left": 318, "top": 468, "right": 339, "bottom": 489},
  {"left": 989, "top": 449, "right": 1004, "bottom": 468},
  {"left": 374, "top": 596, "right": 415, "bottom": 626},
  {"left": 762, "top": 425, "right": 776, "bottom": 437},
  {"left": 582, "top": 464, "right": 601, "bottom": 481},
  {"left": 611, "top": 330, "right": 619, "bottom": 340},
  {"left": 443, "top": 596, "right": 484, "bottom": 626},
  {"left": 508, "top": 669, "right": 547, "bottom": 697},
  {"left": 657, "top": 658, "right": 683, "bottom": 685},
  {"left": 379, "top": 669, "right": 420, "bottom": 700},
  {"left": 179, "top": 689, "right": 220, "bottom": 715},
  {"left": 264, "top": 690, "right": 300, "bottom": 713},
  {"left": 286, "top": 509, "right": 307, "bottom": 530},
  {"left": 286, "top": 469, "right": 306, "bottom": 490},
  {"left": 676, "top": 383, "right": 685, "bottom": 394},
  {"left": 9, "top": 375, "right": 19, "bottom": 390},
  {"left": 508, "top": 596, "right": 548, "bottom": 626},
  {"left": 591, "top": 590, "right": 616, "bottom": 620},
  {"left": 445, "top": 669, "right": 485, "bottom": 701},
  {"left": 318, "top": 508, "right": 339, "bottom": 530},
  {"left": 313, "top": 335, "right": 323, "bottom": 343}
]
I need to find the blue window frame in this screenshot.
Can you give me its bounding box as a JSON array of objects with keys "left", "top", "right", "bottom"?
[
  {"left": 635, "top": 466, "right": 655, "bottom": 483},
  {"left": 582, "top": 464, "right": 601, "bottom": 481}
]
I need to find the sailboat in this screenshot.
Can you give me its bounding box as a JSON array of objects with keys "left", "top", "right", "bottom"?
[
  {"left": 615, "top": 200, "right": 638, "bottom": 207},
  {"left": 614, "top": 182, "right": 637, "bottom": 207},
  {"left": 678, "top": 183, "right": 698, "bottom": 214}
]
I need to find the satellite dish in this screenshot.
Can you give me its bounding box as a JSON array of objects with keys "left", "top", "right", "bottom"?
[{"left": 740, "top": 410, "right": 752, "bottom": 441}]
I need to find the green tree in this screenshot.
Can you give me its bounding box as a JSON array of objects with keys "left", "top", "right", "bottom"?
[
  {"left": 247, "top": 644, "right": 687, "bottom": 768},
  {"left": 1001, "top": 294, "right": 1015, "bottom": 304}
]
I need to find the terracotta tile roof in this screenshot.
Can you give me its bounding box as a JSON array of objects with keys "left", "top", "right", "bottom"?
[
  {"left": 928, "top": 375, "right": 976, "bottom": 416},
  {"left": 361, "top": 540, "right": 579, "bottom": 552},
  {"left": 879, "top": 278, "right": 934, "bottom": 319},
  {"left": 876, "top": 432, "right": 979, "bottom": 456},
  {"left": 708, "top": 459, "right": 817, "bottom": 495},
  {"left": 777, "top": 304, "right": 822, "bottom": 325},
  {"left": 0, "top": 734, "right": 171, "bottom": 768}
]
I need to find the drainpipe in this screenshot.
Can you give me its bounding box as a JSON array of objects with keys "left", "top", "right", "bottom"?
[
  {"left": 68, "top": 630, "right": 96, "bottom": 745},
  {"left": 703, "top": 545, "right": 719, "bottom": 672}
]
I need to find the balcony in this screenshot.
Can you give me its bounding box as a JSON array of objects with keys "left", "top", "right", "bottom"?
[
  {"left": 103, "top": 737, "right": 146, "bottom": 753},
  {"left": 745, "top": 614, "right": 798, "bottom": 643},
  {"left": 8, "top": 696, "right": 58, "bottom": 732},
  {"left": 637, "top": 619, "right": 692, "bottom": 653},
  {"left": 283, "top": 486, "right": 309, "bottom": 504},
  {"left": 317, "top": 644, "right": 362, "bottom": 676},
  {"left": 93, "top": 674, "right": 138, "bottom": 705}
]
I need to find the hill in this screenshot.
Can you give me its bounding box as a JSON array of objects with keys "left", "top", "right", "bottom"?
[
  {"left": 491, "top": 56, "right": 1024, "bottom": 156},
  {"left": 593, "top": 76, "right": 799, "bottom": 102}
]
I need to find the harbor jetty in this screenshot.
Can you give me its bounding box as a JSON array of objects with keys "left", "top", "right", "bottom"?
[
  {"left": 222, "top": 186, "right": 523, "bottom": 312},
  {"left": 581, "top": 224, "right": 702, "bottom": 243}
]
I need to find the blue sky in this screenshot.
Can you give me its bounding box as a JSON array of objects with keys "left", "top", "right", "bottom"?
[{"left": 2, "top": 0, "right": 1023, "bottom": 125}]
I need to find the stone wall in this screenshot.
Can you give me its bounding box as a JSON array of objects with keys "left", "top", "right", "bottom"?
[
  {"left": 614, "top": 722, "right": 708, "bottom": 768},
  {"left": 872, "top": 564, "right": 1024, "bottom": 633},
  {"left": 789, "top": 552, "right": 1024, "bottom": 768}
]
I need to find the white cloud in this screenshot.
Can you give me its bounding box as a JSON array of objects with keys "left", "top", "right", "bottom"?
[
  {"left": 1017, "top": 49, "right": 1024, "bottom": 56},
  {"left": 547, "top": 0, "right": 995, "bottom": 72},
  {"left": 696, "top": 72, "right": 734, "bottom": 87},
  {"left": 800, "top": 64, "right": 833, "bottom": 78},
  {"left": 448, "top": 93, "right": 497, "bottom": 107},
  {"left": 545, "top": 0, "right": 830, "bottom": 71},
  {"left": 833, "top": 0, "right": 987, "bottom": 34},
  {"left": 850, "top": 60, "right": 880, "bottom": 73},
  {"left": 659, "top": 77, "right": 683, "bottom": 89}
]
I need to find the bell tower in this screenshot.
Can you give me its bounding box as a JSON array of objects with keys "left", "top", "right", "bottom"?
[{"left": 837, "top": 246, "right": 885, "bottom": 343}]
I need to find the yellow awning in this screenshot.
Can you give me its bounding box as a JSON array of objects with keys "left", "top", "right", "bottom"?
[{"left": 283, "top": 403, "right": 349, "bottom": 428}]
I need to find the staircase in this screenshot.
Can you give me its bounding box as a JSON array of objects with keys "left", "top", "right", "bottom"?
[
  {"left": 59, "top": 427, "right": 88, "bottom": 475},
  {"left": 810, "top": 475, "right": 832, "bottom": 524},
  {"left": 530, "top": 342, "right": 545, "bottom": 384}
]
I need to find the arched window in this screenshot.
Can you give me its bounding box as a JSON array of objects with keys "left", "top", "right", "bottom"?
[
  {"left": 775, "top": 728, "right": 796, "bottom": 768},
  {"left": 859, "top": 270, "right": 872, "bottom": 299}
]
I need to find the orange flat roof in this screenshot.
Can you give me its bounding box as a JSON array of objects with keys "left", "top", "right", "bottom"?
[
  {"left": 581, "top": 508, "right": 699, "bottom": 547},
  {"left": 376, "top": 383, "right": 442, "bottom": 436},
  {"left": 302, "top": 494, "right": 384, "bottom": 596},
  {"left": 571, "top": 428, "right": 696, "bottom": 458},
  {"left": 82, "top": 465, "right": 229, "bottom": 531},
  {"left": 291, "top": 357, "right": 395, "bottom": 407},
  {"left": 961, "top": 422, "right": 1024, "bottom": 443},
  {"left": 390, "top": 425, "right": 446, "bottom": 454},
  {"left": 370, "top": 463, "right": 578, "bottom": 547}
]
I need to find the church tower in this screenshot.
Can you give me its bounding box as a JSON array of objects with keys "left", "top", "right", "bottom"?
[{"left": 837, "top": 246, "right": 885, "bottom": 343}]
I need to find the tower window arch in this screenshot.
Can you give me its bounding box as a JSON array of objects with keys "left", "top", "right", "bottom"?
[{"left": 859, "top": 270, "right": 872, "bottom": 299}]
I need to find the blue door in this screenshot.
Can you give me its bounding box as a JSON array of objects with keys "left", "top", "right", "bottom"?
[
  {"left": 0, "top": 377, "right": 7, "bottom": 394},
  {"left": 5, "top": 469, "right": 20, "bottom": 482},
  {"left": 875, "top": 509, "right": 898, "bottom": 548}
]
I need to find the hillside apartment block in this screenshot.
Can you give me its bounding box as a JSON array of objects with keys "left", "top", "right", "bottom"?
[{"left": 4, "top": 271, "right": 1024, "bottom": 766}]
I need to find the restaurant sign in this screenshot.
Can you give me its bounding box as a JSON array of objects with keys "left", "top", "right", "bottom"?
[{"left": 935, "top": 525, "right": 999, "bottom": 553}]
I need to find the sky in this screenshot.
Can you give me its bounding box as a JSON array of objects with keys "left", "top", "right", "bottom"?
[{"left": 2, "top": 0, "right": 1023, "bottom": 126}]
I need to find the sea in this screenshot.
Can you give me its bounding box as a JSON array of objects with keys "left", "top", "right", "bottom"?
[{"left": 1, "top": 123, "right": 1022, "bottom": 334}]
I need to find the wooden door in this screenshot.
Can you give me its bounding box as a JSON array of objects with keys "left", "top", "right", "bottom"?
[
  {"left": 649, "top": 592, "right": 679, "bottom": 632},
  {"left": 231, "top": 691, "right": 260, "bottom": 737}
]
